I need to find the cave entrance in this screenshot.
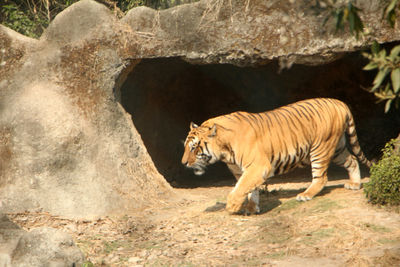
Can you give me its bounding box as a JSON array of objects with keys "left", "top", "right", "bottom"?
[{"left": 119, "top": 56, "right": 400, "bottom": 188}]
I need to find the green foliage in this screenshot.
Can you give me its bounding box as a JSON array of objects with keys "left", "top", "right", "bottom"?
[
  {"left": 0, "top": 0, "right": 79, "bottom": 38},
  {"left": 0, "top": 0, "right": 199, "bottom": 38},
  {"left": 309, "top": 198, "right": 342, "bottom": 213},
  {"left": 313, "top": 1, "right": 400, "bottom": 112},
  {"left": 334, "top": 1, "right": 363, "bottom": 39},
  {"left": 82, "top": 262, "right": 94, "bottom": 267},
  {"left": 318, "top": 0, "right": 364, "bottom": 39},
  {"left": 384, "top": 0, "right": 399, "bottom": 27},
  {"left": 118, "top": 0, "right": 146, "bottom": 11},
  {"left": 314, "top": 0, "right": 400, "bottom": 112},
  {"left": 361, "top": 222, "right": 392, "bottom": 233},
  {"left": 363, "top": 42, "right": 400, "bottom": 112},
  {"left": 274, "top": 199, "right": 302, "bottom": 212},
  {"left": 145, "top": 0, "right": 198, "bottom": 10},
  {"left": 364, "top": 139, "right": 400, "bottom": 206},
  {"left": 360, "top": 0, "right": 400, "bottom": 113},
  {"left": 1, "top": 1, "right": 49, "bottom": 38}
]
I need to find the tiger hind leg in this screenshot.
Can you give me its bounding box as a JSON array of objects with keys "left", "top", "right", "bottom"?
[
  {"left": 296, "top": 145, "right": 333, "bottom": 202},
  {"left": 332, "top": 139, "right": 361, "bottom": 190},
  {"left": 296, "top": 172, "right": 328, "bottom": 201}
]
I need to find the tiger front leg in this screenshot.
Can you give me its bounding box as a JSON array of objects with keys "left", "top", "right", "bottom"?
[
  {"left": 245, "top": 190, "right": 260, "bottom": 215},
  {"left": 226, "top": 167, "right": 266, "bottom": 214},
  {"left": 227, "top": 163, "right": 260, "bottom": 214},
  {"left": 226, "top": 190, "right": 260, "bottom": 215}
]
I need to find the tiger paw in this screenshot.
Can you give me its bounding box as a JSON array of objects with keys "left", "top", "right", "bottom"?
[
  {"left": 244, "top": 200, "right": 260, "bottom": 215},
  {"left": 344, "top": 182, "right": 361, "bottom": 190},
  {"left": 226, "top": 192, "right": 245, "bottom": 214},
  {"left": 296, "top": 193, "right": 313, "bottom": 202}
]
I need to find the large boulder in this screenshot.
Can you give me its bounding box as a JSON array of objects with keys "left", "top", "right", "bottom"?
[
  {"left": 0, "top": 0, "right": 173, "bottom": 218},
  {"left": 0, "top": 0, "right": 399, "bottom": 218},
  {"left": 0, "top": 214, "right": 84, "bottom": 266}
]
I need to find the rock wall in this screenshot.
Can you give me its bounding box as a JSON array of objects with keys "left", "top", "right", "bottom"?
[
  {"left": 122, "top": 0, "right": 398, "bottom": 66},
  {"left": 1, "top": 0, "right": 400, "bottom": 216}
]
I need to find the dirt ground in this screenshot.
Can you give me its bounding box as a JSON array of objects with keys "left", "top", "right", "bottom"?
[{"left": 7, "top": 167, "right": 400, "bottom": 266}]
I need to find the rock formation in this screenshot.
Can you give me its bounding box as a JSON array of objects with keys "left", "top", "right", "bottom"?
[
  {"left": 0, "top": 0, "right": 399, "bottom": 218},
  {"left": 0, "top": 214, "right": 84, "bottom": 266},
  {"left": 0, "top": 0, "right": 174, "bottom": 218}
]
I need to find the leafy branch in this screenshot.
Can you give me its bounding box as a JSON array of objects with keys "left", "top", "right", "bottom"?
[
  {"left": 331, "top": 1, "right": 363, "bottom": 38},
  {"left": 315, "top": 0, "right": 364, "bottom": 39},
  {"left": 317, "top": 0, "right": 400, "bottom": 112},
  {"left": 384, "top": 0, "right": 399, "bottom": 27},
  {"left": 361, "top": 0, "right": 400, "bottom": 113},
  {"left": 363, "top": 42, "right": 400, "bottom": 112}
]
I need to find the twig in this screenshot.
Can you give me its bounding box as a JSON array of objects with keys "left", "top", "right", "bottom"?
[
  {"left": 245, "top": 0, "right": 250, "bottom": 13},
  {"left": 46, "top": 0, "right": 50, "bottom": 22}
]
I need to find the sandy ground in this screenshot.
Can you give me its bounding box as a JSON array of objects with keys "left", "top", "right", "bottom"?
[{"left": 7, "top": 167, "right": 400, "bottom": 266}]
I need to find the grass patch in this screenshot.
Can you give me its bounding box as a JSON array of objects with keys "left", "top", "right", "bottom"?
[
  {"left": 258, "top": 217, "right": 293, "bottom": 244},
  {"left": 361, "top": 222, "right": 392, "bottom": 233},
  {"left": 137, "top": 240, "right": 164, "bottom": 250},
  {"left": 266, "top": 251, "right": 286, "bottom": 259},
  {"left": 312, "top": 228, "right": 335, "bottom": 238},
  {"left": 262, "top": 231, "right": 291, "bottom": 244},
  {"left": 302, "top": 228, "right": 335, "bottom": 245},
  {"left": 77, "top": 239, "right": 96, "bottom": 255},
  {"left": 102, "top": 240, "right": 131, "bottom": 254},
  {"left": 274, "top": 199, "right": 303, "bottom": 212},
  {"left": 378, "top": 238, "right": 398, "bottom": 244},
  {"left": 309, "top": 198, "right": 342, "bottom": 213},
  {"left": 82, "top": 262, "right": 94, "bottom": 267}
]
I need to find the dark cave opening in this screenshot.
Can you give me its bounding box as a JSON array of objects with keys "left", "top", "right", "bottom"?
[{"left": 119, "top": 55, "right": 400, "bottom": 188}]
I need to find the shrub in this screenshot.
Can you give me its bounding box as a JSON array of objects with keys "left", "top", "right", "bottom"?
[
  {"left": 364, "top": 139, "right": 400, "bottom": 206},
  {"left": 1, "top": 1, "right": 47, "bottom": 38}
]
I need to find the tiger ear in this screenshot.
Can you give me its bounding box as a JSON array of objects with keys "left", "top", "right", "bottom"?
[
  {"left": 208, "top": 124, "right": 217, "bottom": 137},
  {"left": 190, "top": 122, "right": 198, "bottom": 130}
]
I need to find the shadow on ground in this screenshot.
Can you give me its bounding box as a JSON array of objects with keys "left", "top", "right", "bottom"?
[{"left": 203, "top": 183, "right": 353, "bottom": 215}]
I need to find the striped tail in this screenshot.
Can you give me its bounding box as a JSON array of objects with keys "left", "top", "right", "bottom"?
[{"left": 345, "top": 113, "right": 372, "bottom": 168}]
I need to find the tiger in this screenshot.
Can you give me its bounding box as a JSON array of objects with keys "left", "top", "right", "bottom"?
[{"left": 181, "top": 98, "right": 372, "bottom": 214}]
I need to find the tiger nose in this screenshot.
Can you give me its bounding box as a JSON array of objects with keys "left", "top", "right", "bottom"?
[{"left": 181, "top": 158, "right": 188, "bottom": 166}]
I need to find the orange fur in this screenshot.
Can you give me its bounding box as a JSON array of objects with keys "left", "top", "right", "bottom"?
[{"left": 182, "top": 98, "right": 371, "bottom": 214}]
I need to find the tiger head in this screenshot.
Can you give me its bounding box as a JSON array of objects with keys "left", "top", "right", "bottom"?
[{"left": 181, "top": 122, "right": 219, "bottom": 175}]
